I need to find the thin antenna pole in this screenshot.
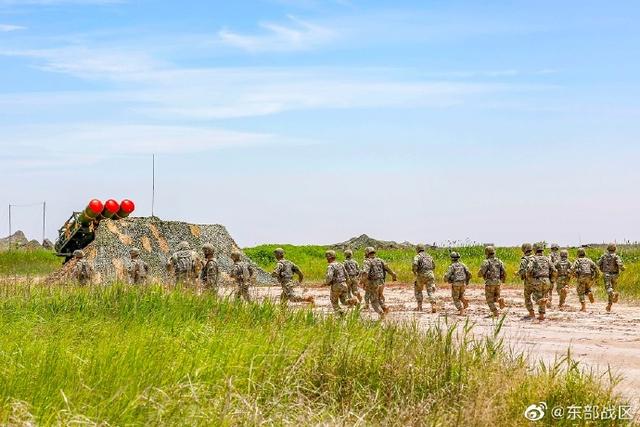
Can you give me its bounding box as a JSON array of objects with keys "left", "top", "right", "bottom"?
[
  {"left": 42, "top": 201, "right": 46, "bottom": 243},
  {"left": 151, "top": 154, "right": 156, "bottom": 217},
  {"left": 8, "top": 204, "right": 11, "bottom": 251}
]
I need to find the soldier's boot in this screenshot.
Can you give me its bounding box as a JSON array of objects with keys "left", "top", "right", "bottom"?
[
  {"left": 606, "top": 302, "right": 612, "bottom": 313},
  {"left": 414, "top": 301, "right": 423, "bottom": 312},
  {"left": 538, "top": 312, "right": 545, "bottom": 321},
  {"left": 458, "top": 308, "right": 466, "bottom": 316},
  {"left": 347, "top": 298, "right": 358, "bottom": 307},
  {"left": 383, "top": 305, "right": 390, "bottom": 314},
  {"left": 588, "top": 292, "right": 595, "bottom": 304},
  {"left": 547, "top": 292, "right": 553, "bottom": 308},
  {"left": 612, "top": 292, "right": 619, "bottom": 303},
  {"left": 538, "top": 298, "right": 548, "bottom": 310},
  {"left": 431, "top": 303, "right": 437, "bottom": 314},
  {"left": 305, "top": 296, "right": 315, "bottom": 306},
  {"left": 356, "top": 293, "right": 363, "bottom": 303},
  {"left": 498, "top": 298, "right": 506, "bottom": 309},
  {"left": 580, "top": 302, "right": 586, "bottom": 312},
  {"left": 526, "top": 309, "right": 536, "bottom": 319},
  {"left": 462, "top": 297, "right": 469, "bottom": 309}
]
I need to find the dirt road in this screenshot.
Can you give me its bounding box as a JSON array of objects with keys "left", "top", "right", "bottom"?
[{"left": 245, "top": 283, "right": 640, "bottom": 406}]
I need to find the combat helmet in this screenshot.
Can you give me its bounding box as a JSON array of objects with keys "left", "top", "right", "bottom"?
[
  {"left": 344, "top": 249, "right": 353, "bottom": 258},
  {"left": 73, "top": 249, "right": 85, "bottom": 258},
  {"left": 202, "top": 243, "right": 214, "bottom": 256},
  {"left": 450, "top": 251, "right": 460, "bottom": 260},
  {"left": 577, "top": 247, "right": 586, "bottom": 257},
  {"left": 551, "top": 243, "right": 560, "bottom": 250},
  {"left": 560, "top": 249, "right": 568, "bottom": 258},
  {"left": 230, "top": 250, "right": 241, "bottom": 261},
  {"left": 364, "top": 246, "right": 376, "bottom": 256},
  {"left": 130, "top": 247, "right": 140, "bottom": 257},
  {"left": 485, "top": 245, "right": 496, "bottom": 256},
  {"left": 274, "top": 248, "right": 285, "bottom": 258},
  {"left": 533, "top": 243, "right": 545, "bottom": 253},
  {"left": 607, "top": 243, "right": 617, "bottom": 252},
  {"left": 416, "top": 244, "right": 425, "bottom": 253},
  {"left": 521, "top": 243, "right": 533, "bottom": 254},
  {"left": 177, "top": 241, "right": 190, "bottom": 251},
  {"left": 325, "top": 250, "right": 336, "bottom": 259}
]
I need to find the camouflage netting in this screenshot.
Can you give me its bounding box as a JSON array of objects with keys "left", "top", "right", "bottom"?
[{"left": 47, "top": 217, "right": 274, "bottom": 285}]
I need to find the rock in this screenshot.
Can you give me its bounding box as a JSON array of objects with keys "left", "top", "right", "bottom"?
[
  {"left": 47, "top": 217, "right": 275, "bottom": 285},
  {"left": 42, "top": 239, "right": 55, "bottom": 250},
  {"left": 0, "top": 231, "right": 29, "bottom": 250},
  {"left": 331, "top": 234, "right": 414, "bottom": 251},
  {"left": 24, "top": 240, "right": 43, "bottom": 250}
]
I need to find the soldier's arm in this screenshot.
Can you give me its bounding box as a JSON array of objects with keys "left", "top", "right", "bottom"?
[
  {"left": 384, "top": 261, "right": 398, "bottom": 281},
  {"left": 591, "top": 260, "right": 600, "bottom": 278},
  {"left": 464, "top": 264, "right": 472, "bottom": 284},
  {"left": 411, "top": 256, "right": 419, "bottom": 275},
  {"left": 443, "top": 266, "right": 452, "bottom": 283},
  {"left": 617, "top": 255, "right": 626, "bottom": 272},
  {"left": 271, "top": 262, "right": 281, "bottom": 278},
  {"left": 293, "top": 263, "right": 304, "bottom": 283},
  {"left": 477, "top": 260, "right": 487, "bottom": 279},
  {"left": 500, "top": 261, "right": 507, "bottom": 283},
  {"left": 324, "top": 264, "right": 334, "bottom": 286}
]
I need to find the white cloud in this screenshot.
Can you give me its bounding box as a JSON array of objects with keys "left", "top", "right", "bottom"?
[
  {"left": 218, "top": 15, "right": 336, "bottom": 52},
  {"left": 0, "top": 24, "right": 26, "bottom": 31}
]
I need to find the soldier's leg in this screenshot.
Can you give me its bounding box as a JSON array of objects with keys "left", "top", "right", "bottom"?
[
  {"left": 367, "top": 283, "right": 384, "bottom": 316},
  {"left": 485, "top": 285, "right": 498, "bottom": 315},
  {"left": 451, "top": 285, "right": 462, "bottom": 310},
  {"left": 461, "top": 285, "right": 468, "bottom": 309},
  {"left": 349, "top": 278, "right": 362, "bottom": 302},
  {"left": 378, "top": 284, "right": 385, "bottom": 304},
  {"left": 330, "top": 285, "right": 343, "bottom": 314},
  {"left": 426, "top": 280, "right": 437, "bottom": 312},
  {"left": 242, "top": 285, "right": 251, "bottom": 302},
  {"left": 523, "top": 282, "right": 534, "bottom": 314},
  {"left": 414, "top": 280, "right": 424, "bottom": 311},
  {"left": 532, "top": 280, "right": 547, "bottom": 316}
]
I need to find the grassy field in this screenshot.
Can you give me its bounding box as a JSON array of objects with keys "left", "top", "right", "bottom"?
[
  {"left": 0, "top": 283, "right": 628, "bottom": 425},
  {"left": 245, "top": 244, "right": 640, "bottom": 299},
  {"left": 0, "top": 249, "right": 62, "bottom": 276}
]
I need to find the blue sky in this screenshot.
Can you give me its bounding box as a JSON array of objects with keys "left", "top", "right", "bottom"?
[{"left": 1, "top": 0, "right": 639, "bottom": 246}]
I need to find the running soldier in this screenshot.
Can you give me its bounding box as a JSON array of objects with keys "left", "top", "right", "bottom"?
[
  {"left": 554, "top": 249, "right": 572, "bottom": 308},
  {"left": 598, "top": 243, "right": 625, "bottom": 312},
  {"left": 127, "top": 247, "right": 149, "bottom": 285},
  {"left": 343, "top": 249, "right": 362, "bottom": 302},
  {"left": 517, "top": 243, "right": 536, "bottom": 319},
  {"left": 548, "top": 243, "right": 561, "bottom": 306},
  {"left": 166, "top": 241, "right": 198, "bottom": 286},
  {"left": 360, "top": 247, "right": 397, "bottom": 319},
  {"left": 271, "top": 248, "right": 314, "bottom": 305},
  {"left": 444, "top": 252, "right": 471, "bottom": 316},
  {"left": 200, "top": 244, "right": 219, "bottom": 293},
  {"left": 573, "top": 248, "right": 598, "bottom": 311},
  {"left": 72, "top": 249, "right": 94, "bottom": 285},
  {"left": 412, "top": 244, "right": 437, "bottom": 313},
  {"left": 325, "top": 250, "right": 357, "bottom": 315},
  {"left": 477, "top": 245, "right": 506, "bottom": 317},
  {"left": 230, "top": 250, "right": 253, "bottom": 302},
  {"left": 526, "top": 243, "right": 557, "bottom": 321}
]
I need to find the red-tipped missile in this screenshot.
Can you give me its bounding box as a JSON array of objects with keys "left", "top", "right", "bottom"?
[
  {"left": 78, "top": 199, "right": 103, "bottom": 224},
  {"left": 101, "top": 199, "right": 120, "bottom": 219},
  {"left": 116, "top": 199, "right": 135, "bottom": 219}
]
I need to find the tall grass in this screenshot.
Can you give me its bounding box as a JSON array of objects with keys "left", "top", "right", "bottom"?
[
  {"left": 245, "top": 245, "right": 640, "bottom": 299},
  {"left": 0, "top": 283, "right": 627, "bottom": 425},
  {"left": 0, "top": 249, "right": 61, "bottom": 276}
]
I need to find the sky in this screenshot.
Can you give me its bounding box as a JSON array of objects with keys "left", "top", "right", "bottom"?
[{"left": 1, "top": 0, "right": 639, "bottom": 247}]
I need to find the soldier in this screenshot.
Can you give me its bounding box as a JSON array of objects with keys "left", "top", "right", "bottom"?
[
  {"left": 554, "top": 249, "right": 572, "bottom": 308},
  {"left": 200, "top": 244, "right": 219, "bottom": 293},
  {"left": 412, "top": 244, "right": 437, "bottom": 313},
  {"left": 360, "top": 247, "right": 397, "bottom": 319},
  {"left": 343, "top": 249, "right": 362, "bottom": 302},
  {"left": 325, "top": 250, "right": 357, "bottom": 315},
  {"left": 271, "top": 248, "right": 314, "bottom": 305},
  {"left": 598, "top": 243, "right": 625, "bottom": 312},
  {"left": 517, "top": 242, "right": 536, "bottom": 319},
  {"left": 477, "top": 245, "right": 506, "bottom": 317},
  {"left": 127, "top": 247, "right": 149, "bottom": 285},
  {"left": 230, "top": 250, "right": 253, "bottom": 302},
  {"left": 72, "top": 249, "right": 94, "bottom": 285},
  {"left": 573, "top": 248, "right": 598, "bottom": 311},
  {"left": 166, "top": 241, "right": 198, "bottom": 286},
  {"left": 526, "top": 243, "right": 557, "bottom": 321},
  {"left": 444, "top": 252, "right": 471, "bottom": 316},
  {"left": 548, "top": 243, "right": 561, "bottom": 306}
]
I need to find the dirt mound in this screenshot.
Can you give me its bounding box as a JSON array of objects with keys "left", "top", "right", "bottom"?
[
  {"left": 0, "top": 231, "right": 29, "bottom": 250},
  {"left": 331, "top": 234, "right": 414, "bottom": 251},
  {"left": 47, "top": 217, "right": 274, "bottom": 285}
]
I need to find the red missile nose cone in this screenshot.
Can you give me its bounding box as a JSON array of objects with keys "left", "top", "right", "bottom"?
[
  {"left": 88, "top": 199, "right": 104, "bottom": 215},
  {"left": 104, "top": 199, "right": 120, "bottom": 214},
  {"left": 120, "top": 199, "right": 135, "bottom": 214}
]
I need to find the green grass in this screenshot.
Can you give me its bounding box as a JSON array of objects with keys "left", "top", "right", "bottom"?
[
  {"left": 0, "top": 249, "right": 62, "bottom": 276},
  {"left": 0, "top": 284, "right": 627, "bottom": 425},
  {"left": 244, "top": 244, "right": 640, "bottom": 299}
]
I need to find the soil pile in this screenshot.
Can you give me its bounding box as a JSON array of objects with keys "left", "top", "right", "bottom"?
[{"left": 331, "top": 234, "right": 414, "bottom": 251}]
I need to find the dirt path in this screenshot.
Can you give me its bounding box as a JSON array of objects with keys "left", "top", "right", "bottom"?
[{"left": 243, "top": 283, "right": 640, "bottom": 406}]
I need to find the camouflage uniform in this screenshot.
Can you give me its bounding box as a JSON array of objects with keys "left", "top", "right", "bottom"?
[
  {"left": 526, "top": 248, "right": 557, "bottom": 318},
  {"left": 478, "top": 247, "right": 506, "bottom": 316},
  {"left": 200, "top": 251, "right": 220, "bottom": 293},
  {"left": 361, "top": 247, "right": 396, "bottom": 317},
  {"left": 573, "top": 251, "right": 598, "bottom": 307},
  {"left": 548, "top": 244, "right": 561, "bottom": 304},
  {"left": 166, "top": 241, "right": 198, "bottom": 285},
  {"left": 598, "top": 244, "right": 624, "bottom": 309},
  {"left": 412, "top": 246, "right": 436, "bottom": 312},
  {"left": 554, "top": 251, "right": 572, "bottom": 307},
  {"left": 127, "top": 248, "right": 149, "bottom": 285},
  {"left": 343, "top": 250, "right": 362, "bottom": 302},
  {"left": 325, "top": 253, "right": 354, "bottom": 314},
  {"left": 517, "top": 243, "right": 535, "bottom": 316},
  {"left": 230, "top": 252, "right": 253, "bottom": 302},
  {"left": 72, "top": 250, "right": 93, "bottom": 285},
  {"left": 443, "top": 253, "right": 471, "bottom": 313},
  {"left": 272, "top": 249, "right": 309, "bottom": 303}
]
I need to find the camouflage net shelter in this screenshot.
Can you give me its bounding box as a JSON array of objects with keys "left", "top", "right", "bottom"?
[{"left": 47, "top": 217, "right": 274, "bottom": 285}]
